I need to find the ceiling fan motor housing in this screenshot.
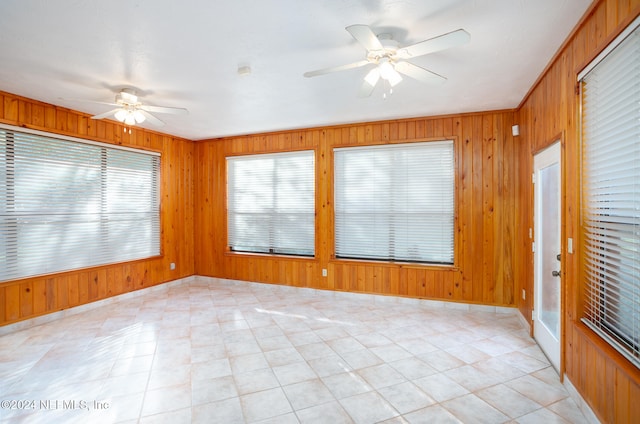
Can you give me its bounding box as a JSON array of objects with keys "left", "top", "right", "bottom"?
[
  {"left": 367, "top": 34, "right": 399, "bottom": 63},
  {"left": 116, "top": 89, "right": 139, "bottom": 107}
]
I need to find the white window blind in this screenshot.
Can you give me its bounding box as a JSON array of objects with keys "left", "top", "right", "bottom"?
[
  {"left": 227, "top": 150, "right": 315, "bottom": 256},
  {"left": 0, "top": 127, "right": 160, "bottom": 282},
  {"left": 580, "top": 19, "right": 640, "bottom": 369},
  {"left": 334, "top": 141, "right": 454, "bottom": 264}
]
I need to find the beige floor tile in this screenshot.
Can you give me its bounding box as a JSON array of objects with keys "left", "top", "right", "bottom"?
[
  {"left": 192, "top": 397, "right": 245, "bottom": 424},
  {"left": 273, "top": 361, "right": 318, "bottom": 386},
  {"left": 404, "top": 404, "right": 463, "bottom": 423},
  {"left": 413, "top": 373, "right": 469, "bottom": 403},
  {"left": 322, "top": 371, "right": 373, "bottom": 399},
  {"left": 547, "top": 397, "right": 590, "bottom": 424},
  {"left": 339, "top": 391, "right": 400, "bottom": 423},
  {"left": 141, "top": 383, "right": 192, "bottom": 417},
  {"left": 282, "top": 378, "right": 335, "bottom": 410},
  {"left": 232, "top": 365, "right": 277, "bottom": 393},
  {"left": 442, "top": 393, "right": 509, "bottom": 424},
  {"left": 389, "top": 356, "right": 438, "bottom": 380},
  {"left": 296, "top": 400, "right": 354, "bottom": 424},
  {"left": 240, "top": 387, "right": 292, "bottom": 422},
  {"left": 505, "top": 375, "right": 569, "bottom": 406},
  {"left": 191, "top": 375, "right": 238, "bottom": 406},
  {"left": 514, "top": 407, "right": 571, "bottom": 424},
  {"left": 476, "top": 384, "right": 543, "bottom": 419},
  {"left": 140, "top": 407, "right": 192, "bottom": 424},
  {"left": 356, "top": 363, "right": 407, "bottom": 389},
  {"left": 377, "top": 381, "right": 436, "bottom": 414}
]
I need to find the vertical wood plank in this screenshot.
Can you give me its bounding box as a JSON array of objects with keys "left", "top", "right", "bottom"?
[
  {"left": 0, "top": 287, "right": 5, "bottom": 324},
  {"left": 5, "top": 285, "right": 20, "bottom": 321},
  {"left": 20, "top": 282, "right": 33, "bottom": 318},
  {"left": 32, "top": 280, "right": 46, "bottom": 315},
  {"left": 56, "top": 276, "right": 69, "bottom": 310},
  {"left": 4, "top": 96, "right": 18, "bottom": 121},
  {"left": 482, "top": 115, "right": 495, "bottom": 303},
  {"left": 407, "top": 268, "right": 417, "bottom": 297},
  {"left": 460, "top": 116, "right": 474, "bottom": 301}
]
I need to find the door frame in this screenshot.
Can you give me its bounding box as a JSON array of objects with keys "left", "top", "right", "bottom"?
[{"left": 532, "top": 137, "right": 565, "bottom": 377}]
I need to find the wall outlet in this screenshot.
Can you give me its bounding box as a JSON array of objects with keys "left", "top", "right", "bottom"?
[
  {"left": 522, "top": 289, "right": 526, "bottom": 300},
  {"left": 170, "top": 262, "right": 176, "bottom": 270},
  {"left": 322, "top": 268, "right": 327, "bottom": 277}
]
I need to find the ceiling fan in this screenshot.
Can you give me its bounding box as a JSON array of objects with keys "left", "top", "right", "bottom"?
[
  {"left": 84, "top": 88, "right": 188, "bottom": 127},
  {"left": 304, "top": 25, "right": 470, "bottom": 97}
]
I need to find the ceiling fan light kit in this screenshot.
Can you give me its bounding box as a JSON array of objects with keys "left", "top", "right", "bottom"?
[
  {"left": 114, "top": 108, "right": 146, "bottom": 125},
  {"left": 304, "top": 24, "right": 470, "bottom": 97}
]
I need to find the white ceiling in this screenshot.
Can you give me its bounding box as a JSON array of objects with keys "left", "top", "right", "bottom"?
[{"left": 0, "top": 0, "right": 591, "bottom": 141}]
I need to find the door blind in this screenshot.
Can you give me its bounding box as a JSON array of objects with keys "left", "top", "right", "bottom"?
[
  {"left": 0, "top": 127, "right": 160, "bottom": 282},
  {"left": 334, "top": 141, "right": 454, "bottom": 264},
  {"left": 580, "top": 19, "right": 640, "bottom": 368}
]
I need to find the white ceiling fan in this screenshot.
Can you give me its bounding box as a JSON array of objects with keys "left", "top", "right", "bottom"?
[
  {"left": 304, "top": 25, "right": 470, "bottom": 97},
  {"left": 84, "top": 88, "right": 188, "bottom": 127}
]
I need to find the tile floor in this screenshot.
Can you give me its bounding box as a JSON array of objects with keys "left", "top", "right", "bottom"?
[{"left": 0, "top": 277, "right": 591, "bottom": 423}]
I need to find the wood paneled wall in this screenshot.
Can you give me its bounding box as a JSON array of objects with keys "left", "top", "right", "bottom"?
[
  {"left": 516, "top": 1, "right": 640, "bottom": 423},
  {"left": 0, "top": 91, "right": 195, "bottom": 326},
  {"left": 195, "top": 111, "right": 517, "bottom": 307}
]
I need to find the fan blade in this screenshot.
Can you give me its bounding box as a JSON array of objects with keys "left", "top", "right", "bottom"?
[
  {"left": 346, "top": 24, "right": 384, "bottom": 52},
  {"left": 91, "top": 108, "right": 122, "bottom": 120},
  {"left": 359, "top": 68, "right": 380, "bottom": 97},
  {"left": 139, "top": 109, "right": 165, "bottom": 127},
  {"left": 139, "top": 104, "right": 189, "bottom": 115},
  {"left": 304, "top": 60, "right": 371, "bottom": 78},
  {"left": 396, "top": 29, "right": 470, "bottom": 59},
  {"left": 395, "top": 61, "right": 446, "bottom": 84},
  {"left": 61, "top": 98, "right": 120, "bottom": 107}
]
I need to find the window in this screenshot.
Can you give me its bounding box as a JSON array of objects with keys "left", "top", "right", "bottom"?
[
  {"left": 334, "top": 141, "right": 454, "bottom": 264},
  {"left": 0, "top": 126, "right": 160, "bottom": 282},
  {"left": 227, "top": 150, "right": 315, "bottom": 256},
  {"left": 579, "top": 17, "right": 640, "bottom": 368}
]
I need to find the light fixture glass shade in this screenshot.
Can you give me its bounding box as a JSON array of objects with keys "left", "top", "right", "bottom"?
[
  {"left": 364, "top": 68, "right": 380, "bottom": 86},
  {"left": 386, "top": 69, "right": 403, "bottom": 87},
  {"left": 114, "top": 109, "right": 128, "bottom": 122},
  {"left": 378, "top": 58, "right": 403, "bottom": 87},
  {"left": 124, "top": 113, "right": 136, "bottom": 126},
  {"left": 133, "top": 110, "right": 146, "bottom": 124},
  {"left": 378, "top": 59, "right": 394, "bottom": 79}
]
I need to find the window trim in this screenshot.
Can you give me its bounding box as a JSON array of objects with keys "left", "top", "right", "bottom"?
[
  {"left": 225, "top": 149, "right": 316, "bottom": 258},
  {"left": 577, "top": 15, "right": 640, "bottom": 369},
  {"left": 0, "top": 124, "right": 162, "bottom": 282},
  {"left": 332, "top": 139, "right": 457, "bottom": 266}
]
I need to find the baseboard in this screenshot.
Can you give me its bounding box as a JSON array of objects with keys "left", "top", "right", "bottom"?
[
  {"left": 517, "top": 309, "right": 532, "bottom": 334},
  {"left": 563, "top": 375, "right": 601, "bottom": 424}
]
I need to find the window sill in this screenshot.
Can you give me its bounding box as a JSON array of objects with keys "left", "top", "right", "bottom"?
[
  {"left": 224, "top": 251, "right": 317, "bottom": 262},
  {"left": 330, "top": 257, "right": 458, "bottom": 272}
]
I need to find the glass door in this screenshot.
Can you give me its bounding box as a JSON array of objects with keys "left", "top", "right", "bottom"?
[{"left": 533, "top": 142, "right": 561, "bottom": 372}]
